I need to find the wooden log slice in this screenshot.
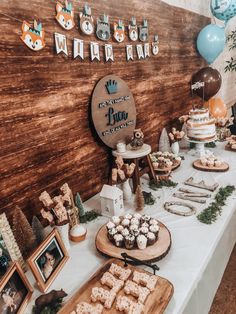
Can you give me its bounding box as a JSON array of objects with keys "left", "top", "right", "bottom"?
[
  {"left": 95, "top": 222, "right": 171, "bottom": 263},
  {"left": 193, "top": 159, "right": 229, "bottom": 172},
  {"left": 153, "top": 160, "right": 181, "bottom": 173},
  {"left": 58, "top": 258, "right": 174, "bottom": 314}
]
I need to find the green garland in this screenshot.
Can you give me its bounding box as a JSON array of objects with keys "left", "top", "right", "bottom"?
[
  {"left": 79, "top": 210, "right": 101, "bottom": 223},
  {"left": 149, "top": 179, "right": 178, "bottom": 191},
  {"left": 197, "top": 185, "right": 235, "bottom": 224}
]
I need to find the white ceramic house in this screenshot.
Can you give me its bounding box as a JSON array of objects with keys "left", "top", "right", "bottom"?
[{"left": 100, "top": 184, "right": 124, "bottom": 217}]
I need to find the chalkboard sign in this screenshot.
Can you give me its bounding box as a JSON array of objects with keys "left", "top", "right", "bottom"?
[{"left": 91, "top": 75, "right": 136, "bottom": 149}]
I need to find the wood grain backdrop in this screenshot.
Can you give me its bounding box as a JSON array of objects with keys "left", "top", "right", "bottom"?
[{"left": 0, "top": 0, "right": 209, "bottom": 221}]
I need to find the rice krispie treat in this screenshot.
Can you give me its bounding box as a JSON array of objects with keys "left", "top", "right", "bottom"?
[
  {"left": 132, "top": 271, "right": 158, "bottom": 291},
  {"left": 124, "top": 280, "right": 150, "bottom": 304},
  {"left": 116, "top": 296, "right": 144, "bottom": 314},
  {"left": 109, "top": 263, "right": 132, "bottom": 281},
  {"left": 100, "top": 271, "right": 124, "bottom": 292},
  {"left": 72, "top": 302, "right": 103, "bottom": 314},
  {"left": 91, "top": 287, "right": 116, "bottom": 309}
]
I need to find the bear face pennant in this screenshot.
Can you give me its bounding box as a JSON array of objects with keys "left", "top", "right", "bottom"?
[
  {"left": 139, "top": 19, "right": 149, "bottom": 42},
  {"left": 128, "top": 17, "right": 138, "bottom": 42},
  {"left": 96, "top": 14, "right": 111, "bottom": 41},
  {"left": 152, "top": 35, "right": 159, "bottom": 55},
  {"left": 79, "top": 4, "right": 94, "bottom": 35}
]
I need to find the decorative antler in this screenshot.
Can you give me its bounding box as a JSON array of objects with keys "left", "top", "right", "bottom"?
[
  {"left": 143, "top": 19, "right": 148, "bottom": 27},
  {"left": 184, "top": 177, "right": 219, "bottom": 192},
  {"left": 154, "top": 35, "right": 159, "bottom": 42},
  {"left": 84, "top": 3, "right": 91, "bottom": 16},
  {"left": 131, "top": 17, "right": 136, "bottom": 26}
]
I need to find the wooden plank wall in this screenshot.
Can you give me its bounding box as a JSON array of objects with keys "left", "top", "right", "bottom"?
[{"left": 0, "top": 0, "right": 209, "bottom": 221}]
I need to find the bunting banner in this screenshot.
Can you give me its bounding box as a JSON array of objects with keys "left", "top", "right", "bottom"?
[
  {"left": 73, "top": 38, "right": 84, "bottom": 59},
  {"left": 104, "top": 44, "right": 114, "bottom": 62},
  {"left": 126, "top": 45, "right": 134, "bottom": 61},
  {"left": 90, "top": 42, "right": 100, "bottom": 61},
  {"left": 54, "top": 32, "right": 68, "bottom": 56}
]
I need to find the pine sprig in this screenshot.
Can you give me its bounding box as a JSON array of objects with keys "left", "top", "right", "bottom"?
[
  {"left": 79, "top": 210, "right": 101, "bottom": 223},
  {"left": 197, "top": 185, "right": 235, "bottom": 224},
  {"left": 149, "top": 179, "right": 178, "bottom": 191}
]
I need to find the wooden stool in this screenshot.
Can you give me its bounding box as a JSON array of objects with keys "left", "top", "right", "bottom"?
[{"left": 112, "top": 144, "right": 157, "bottom": 192}]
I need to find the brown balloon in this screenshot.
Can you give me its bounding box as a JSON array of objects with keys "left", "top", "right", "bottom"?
[{"left": 191, "top": 67, "right": 222, "bottom": 101}]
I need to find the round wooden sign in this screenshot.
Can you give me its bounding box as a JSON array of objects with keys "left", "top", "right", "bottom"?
[
  {"left": 95, "top": 221, "right": 171, "bottom": 263},
  {"left": 91, "top": 75, "right": 136, "bottom": 149}
]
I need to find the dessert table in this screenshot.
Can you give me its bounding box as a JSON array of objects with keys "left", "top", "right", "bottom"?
[{"left": 25, "top": 142, "right": 236, "bottom": 314}]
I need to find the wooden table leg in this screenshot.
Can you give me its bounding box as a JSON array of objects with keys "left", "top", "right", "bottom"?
[
  {"left": 132, "top": 158, "right": 140, "bottom": 193},
  {"left": 146, "top": 154, "right": 158, "bottom": 182}
]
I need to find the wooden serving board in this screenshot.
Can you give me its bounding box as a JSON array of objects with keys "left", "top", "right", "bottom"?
[
  {"left": 225, "top": 143, "right": 236, "bottom": 152},
  {"left": 154, "top": 160, "right": 181, "bottom": 173},
  {"left": 193, "top": 159, "right": 229, "bottom": 172},
  {"left": 96, "top": 222, "right": 171, "bottom": 263},
  {"left": 58, "top": 258, "right": 174, "bottom": 314}
]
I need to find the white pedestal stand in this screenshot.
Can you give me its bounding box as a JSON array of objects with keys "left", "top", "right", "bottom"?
[{"left": 185, "top": 137, "right": 216, "bottom": 158}]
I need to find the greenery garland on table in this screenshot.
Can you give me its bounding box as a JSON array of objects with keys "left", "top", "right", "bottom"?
[
  {"left": 197, "top": 185, "right": 235, "bottom": 224},
  {"left": 79, "top": 210, "right": 101, "bottom": 223},
  {"left": 149, "top": 179, "right": 178, "bottom": 191}
]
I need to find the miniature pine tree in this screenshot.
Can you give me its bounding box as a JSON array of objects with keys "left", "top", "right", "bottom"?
[
  {"left": 32, "top": 216, "right": 45, "bottom": 245},
  {"left": 12, "top": 206, "right": 36, "bottom": 258},
  {"left": 75, "top": 192, "right": 85, "bottom": 217},
  {"left": 135, "top": 185, "right": 145, "bottom": 211}
]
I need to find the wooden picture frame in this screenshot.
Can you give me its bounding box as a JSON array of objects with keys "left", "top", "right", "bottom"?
[
  {"left": 0, "top": 213, "right": 25, "bottom": 271},
  {"left": 27, "top": 229, "right": 69, "bottom": 293},
  {"left": 0, "top": 262, "right": 33, "bottom": 314}
]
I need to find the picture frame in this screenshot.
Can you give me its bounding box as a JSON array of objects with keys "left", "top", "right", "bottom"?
[
  {"left": 0, "top": 262, "right": 33, "bottom": 314},
  {"left": 27, "top": 229, "right": 69, "bottom": 292},
  {"left": 0, "top": 213, "right": 25, "bottom": 271}
]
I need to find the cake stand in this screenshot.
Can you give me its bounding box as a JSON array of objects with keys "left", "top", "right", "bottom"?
[{"left": 185, "top": 136, "right": 217, "bottom": 157}]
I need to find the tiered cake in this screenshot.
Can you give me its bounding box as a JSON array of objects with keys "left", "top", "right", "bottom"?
[{"left": 186, "top": 108, "right": 216, "bottom": 141}]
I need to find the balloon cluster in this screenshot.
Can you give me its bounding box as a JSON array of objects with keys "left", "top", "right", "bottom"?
[
  {"left": 190, "top": 1, "right": 236, "bottom": 115},
  {"left": 197, "top": 1, "right": 236, "bottom": 65}
]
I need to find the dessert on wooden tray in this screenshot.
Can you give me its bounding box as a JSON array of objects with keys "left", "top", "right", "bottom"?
[
  {"left": 226, "top": 135, "right": 236, "bottom": 151},
  {"left": 186, "top": 108, "right": 216, "bottom": 141},
  {"left": 193, "top": 152, "right": 229, "bottom": 172},
  {"left": 150, "top": 151, "right": 181, "bottom": 171},
  {"left": 59, "top": 259, "right": 173, "bottom": 314},
  {"left": 106, "top": 214, "right": 160, "bottom": 250}
]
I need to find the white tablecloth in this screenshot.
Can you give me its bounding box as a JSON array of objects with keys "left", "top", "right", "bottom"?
[{"left": 25, "top": 142, "right": 236, "bottom": 314}]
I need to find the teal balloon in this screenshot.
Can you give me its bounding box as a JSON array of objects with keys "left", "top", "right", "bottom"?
[
  {"left": 197, "top": 24, "right": 226, "bottom": 64},
  {"left": 211, "top": 0, "right": 236, "bottom": 23}
]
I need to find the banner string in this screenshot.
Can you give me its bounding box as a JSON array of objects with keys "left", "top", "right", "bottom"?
[{"left": 0, "top": 11, "right": 155, "bottom": 48}]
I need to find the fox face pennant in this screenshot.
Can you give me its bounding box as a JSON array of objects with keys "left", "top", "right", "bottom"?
[
  {"left": 21, "top": 20, "right": 45, "bottom": 51},
  {"left": 55, "top": 0, "right": 75, "bottom": 30},
  {"left": 113, "top": 20, "right": 125, "bottom": 43}
]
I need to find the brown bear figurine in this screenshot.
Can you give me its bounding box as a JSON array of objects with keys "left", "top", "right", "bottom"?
[{"left": 35, "top": 289, "right": 67, "bottom": 313}]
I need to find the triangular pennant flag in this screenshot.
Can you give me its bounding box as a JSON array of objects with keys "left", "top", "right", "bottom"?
[
  {"left": 105, "top": 44, "right": 114, "bottom": 62},
  {"left": 126, "top": 45, "right": 134, "bottom": 61},
  {"left": 90, "top": 42, "right": 100, "bottom": 61},
  {"left": 144, "top": 43, "right": 150, "bottom": 58},
  {"left": 54, "top": 33, "right": 68, "bottom": 56},
  {"left": 73, "top": 38, "right": 84, "bottom": 60},
  {"left": 136, "top": 44, "right": 144, "bottom": 59}
]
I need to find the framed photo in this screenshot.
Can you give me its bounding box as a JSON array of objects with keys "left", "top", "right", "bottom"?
[
  {"left": 27, "top": 229, "right": 69, "bottom": 292},
  {"left": 0, "top": 262, "right": 33, "bottom": 314},
  {"left": 0, "top": 213, "right": 25, "bottom": 271}
]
